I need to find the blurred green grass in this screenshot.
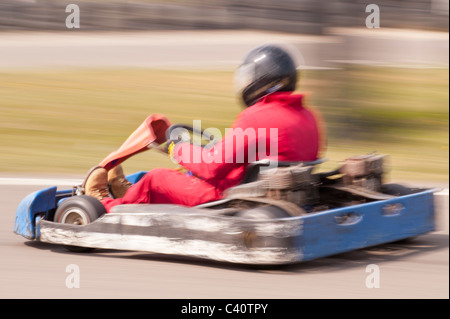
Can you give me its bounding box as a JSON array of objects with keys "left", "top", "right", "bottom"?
[{"left": 0, "top": 66, "right": 448, "bottom": 183}]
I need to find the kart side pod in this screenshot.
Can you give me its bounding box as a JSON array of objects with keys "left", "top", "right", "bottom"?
[{"left": 34, "top": 188, "right": 437, "bottom": 265}]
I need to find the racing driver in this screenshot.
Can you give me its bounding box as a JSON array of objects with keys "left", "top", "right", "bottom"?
[{"left": 83, "top": 44, "right": 327, "bottom": 213}]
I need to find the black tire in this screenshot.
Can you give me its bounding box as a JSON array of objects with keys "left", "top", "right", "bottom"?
[
  {"left": 54, "top": 195, "right": 106, "bottom": 252},
  {"left": 236, "top": 205, "right": 291, "bottom": 220},
  {"left": 236, "top": 206, "right": 292, "bottom": 254},
  {"left": 380, "top": 183, "right": 421, "bottom": 196}
]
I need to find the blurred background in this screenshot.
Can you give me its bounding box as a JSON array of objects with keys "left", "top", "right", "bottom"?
[
  {"left": 0, "top": 0, "right": 448, "bottom": 184},
  {"left": 0, "top": 0, "right": 448, "bottom": 33}
]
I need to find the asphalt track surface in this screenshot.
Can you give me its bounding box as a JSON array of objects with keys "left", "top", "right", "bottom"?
[
  {"left": 1, "top": 180, "right": 448, "bottom": 299},
  {"left": 0, "top": 29, "right": 448, "bottom": 70}
]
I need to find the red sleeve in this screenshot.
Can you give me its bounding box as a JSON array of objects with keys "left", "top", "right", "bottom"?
[{"left": 172, "top": 114, "right": 254, "bottom": 181}]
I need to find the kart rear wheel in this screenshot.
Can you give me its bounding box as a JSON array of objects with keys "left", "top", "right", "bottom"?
[
  {"left": 380, "top": 183, "right": 421, "bottom": 196},
  {"left": 54, "top": 195, "right": 106, "bottom": 252}
]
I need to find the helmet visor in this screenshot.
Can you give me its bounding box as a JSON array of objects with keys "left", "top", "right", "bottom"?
[{"left": 234, "top": 62, "right": 255, "bottom": 96}]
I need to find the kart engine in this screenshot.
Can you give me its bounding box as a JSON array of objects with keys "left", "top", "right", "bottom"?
[
  {"left": 339, "top": 154, "right": 386, "bottom": 192},
  {"left": 258, "top": 165, "right": 320, "bottom": 206},
  {"left": 224, "top": 153, "right": 387, "bottom": 211},
  {"left": 225, "top": 164, "right": 320, "bottom": 207}
]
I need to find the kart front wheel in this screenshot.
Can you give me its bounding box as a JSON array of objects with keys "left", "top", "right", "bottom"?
[{"left": 53, "top": 195, "right": 107, "bottom": 252}]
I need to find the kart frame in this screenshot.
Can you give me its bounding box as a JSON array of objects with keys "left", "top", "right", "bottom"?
[
  {"left": 14, "top": 170, "right": 437, "bottom": 265},
  {"left": 12, "top": 115, "right": 437, "bottom": 265}
]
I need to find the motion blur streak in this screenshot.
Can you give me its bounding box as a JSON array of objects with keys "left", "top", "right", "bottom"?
[{"left": 0, "top": 0, "right": 448, "bottom": 299}]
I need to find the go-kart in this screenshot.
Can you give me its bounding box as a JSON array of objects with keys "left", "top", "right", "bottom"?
[{"left": 14, "top": 114, "right": 437, "bottom": 265}]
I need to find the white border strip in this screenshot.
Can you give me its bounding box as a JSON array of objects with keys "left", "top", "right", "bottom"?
[{"left": 0, "top": 177, "right": 82, "bottom": 186}]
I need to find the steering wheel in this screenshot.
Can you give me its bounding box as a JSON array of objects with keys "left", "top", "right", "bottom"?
[{"left": 165, "top": 124, "right": 219, "bottom": 149}]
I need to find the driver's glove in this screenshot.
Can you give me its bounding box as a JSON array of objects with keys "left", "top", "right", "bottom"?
[
  {"left": 167, "top": 141, "right": 176, "bottom": 159},
  {"left": 160, "top": 137, "right": 182, "bottom": 158}
]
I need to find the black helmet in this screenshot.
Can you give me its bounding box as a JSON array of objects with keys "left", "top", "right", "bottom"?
[{"left": 235, "top": 44, "right": 298, "bottom": 107}]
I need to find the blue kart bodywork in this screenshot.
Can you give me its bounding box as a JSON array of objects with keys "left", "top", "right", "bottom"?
[
  {"left": 14, "top": 171, "right": 147, "bottom": 240},
  {"left": 298, "top": 189, "right": 436, "bottom": 261},
  {"left": 14, "top": 186, "right": 57, "bottom": 240},
  {"left": 13, "top": 169, "right": 437, "bottom": 265}
]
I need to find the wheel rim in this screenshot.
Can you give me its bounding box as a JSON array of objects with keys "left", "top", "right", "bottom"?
[{"left": 60, "top": 208, "right": 89, "bottom": 225}]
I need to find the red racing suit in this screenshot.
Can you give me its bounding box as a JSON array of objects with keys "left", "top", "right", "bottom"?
[{"left": 101, "top": 92, "right": 326, "bottom": 213}]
